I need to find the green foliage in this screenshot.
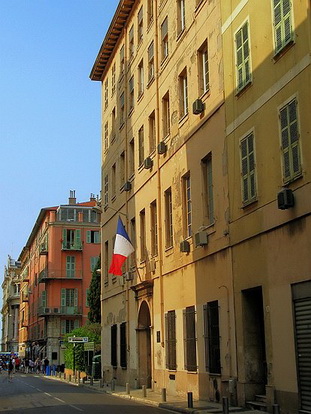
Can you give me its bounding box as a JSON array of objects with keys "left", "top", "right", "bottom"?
[
  {"left": 63, "top": 323, "right": 101, "bottom": 371},
  {"left": 87, "top": 256, "right": 101, "bottom": 323}
]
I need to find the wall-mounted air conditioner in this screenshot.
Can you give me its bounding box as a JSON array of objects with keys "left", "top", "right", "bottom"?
[
  {"left": 144, "top": 157, "right": 153, "bottom": 169},
  {"left": 157, "top": 141, "right": 167, "bottom": 154},
  {"left": 277, "top": 188, "right": 295, "bottom": 210},
  {"left": 180, "top": 240, "right": 190, "bottom": 253},
  {"left": 194, "top": 231, "right": 208, "bottom": 247},
  {"left": 193, "top": 98, "right": 205, "bottom": 115},
  {"left": 125, "top": 271, "right": 134, "bottom": 281},
  {"left": 123, "top": 181, "right": 132, "bottom": 191}
]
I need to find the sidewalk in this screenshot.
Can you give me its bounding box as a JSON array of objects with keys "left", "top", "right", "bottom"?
[{"left": 46, "top": 373, "right": 266, "bottom": 414}]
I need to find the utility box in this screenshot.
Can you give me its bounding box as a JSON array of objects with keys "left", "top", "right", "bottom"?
[{"left": 91, "top": 354, "right": 101, "bottom": 379}]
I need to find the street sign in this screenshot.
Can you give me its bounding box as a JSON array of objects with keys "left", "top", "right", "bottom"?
[
  {"left": 84, "top": 342, "right": 95, "bottom": 351},
  {"left": 68, "top": 337, "right": 88, "bottom": 343}
]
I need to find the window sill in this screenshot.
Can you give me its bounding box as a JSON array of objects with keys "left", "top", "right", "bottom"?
[
  {"left": 160, "top": 56, "right": 169, "bottom": 71},
  {"left": 178, "top": 113, "right": 189, "bottom": 127},
  {"left": 241, "top": 198, "right": 258, "bottom": 209},
  {"left": 119, "top": 122, "right": 125, "bottom": 131},
  {"left": 200, "top": 89, "right": 210, "bottom": 102},
  {"left": 128, "top": 108, "right": 134, "bottom": 118},
  {"left": 283, "top": 171, "right": 303, "bottom": 186},
  {"left": 147, "top": 19, "right": 154, "bottom": 33},
  {"left": 236, "top": 80, "right": 252, "bottom": 98},
  {"left": 273, "top": 39, "right": 295, "bottom": 62},
  {"left": 137, "top": 92, "right": 144, "bottom": 103},
  {"left": 111, "top": 195, "right": 116, "bottom": 203},
  {"left": 147, "top": 76, "right": 155, "bottom": 89},
  {"left": 195, "top": 0, "right": 206, "bottom": 14}
]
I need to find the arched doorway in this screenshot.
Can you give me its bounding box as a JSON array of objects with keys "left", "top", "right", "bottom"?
[{"left": 137, "top": 300, "right": 152, "bottom": 388}]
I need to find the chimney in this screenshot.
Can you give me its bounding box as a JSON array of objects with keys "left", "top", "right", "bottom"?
[
  {"left": 69, "top": 190, "right": 76, "bottom": 205},
  {"left": 90, "top": 193, "right": 96, "bottom": 201}
]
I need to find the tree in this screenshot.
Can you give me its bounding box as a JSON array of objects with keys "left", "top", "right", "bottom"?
[{"left": 87, "top": 255, "right": 101, "bottom": 323}]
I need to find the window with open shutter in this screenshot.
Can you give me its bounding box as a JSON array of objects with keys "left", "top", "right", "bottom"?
[
  {"left": 240, "top": 132, "right": 257, "bottom": 204},
  {"left": 66, "top": 256, "right": 75, "bottom": 278}
]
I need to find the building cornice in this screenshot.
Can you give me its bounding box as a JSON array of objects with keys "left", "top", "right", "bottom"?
[{"left": 90, "top": 0, "right": 135, "bottom": 81}]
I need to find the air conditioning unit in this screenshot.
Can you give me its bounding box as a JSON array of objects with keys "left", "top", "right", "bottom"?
[
  {"left": 277, "top": 188, "right": 295, "bottom": 210},
  {"left": 123, "top": 181, "right": 132, "bottom": 191},
  {"left": 193, "top": 98, "right": 205, "bottom": 115},
  {"left": 180, "top": 240, "right": 190, "bottom": 253},
  {"left": 194, "top": 231, "right": 208, "bottom": 247},
  {"left": 44, "top": 308, "right": 50, "bottom": 314},
  {"left": 125, "top": 271, "right": 134, "bottom": 281},
  {"left": 144, "top": 157, "right": 153, "bottom": 169},
  {"left": 157, "top": 141, "right": 167, "bottom": 154},
  {"left": 53, "top": 308, "right": 60, "bottom": 314}
]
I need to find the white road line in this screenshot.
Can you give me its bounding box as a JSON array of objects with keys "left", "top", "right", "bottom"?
[
  {"left": 69, "top": 405, "right": 83, "bottom": 412},
  {"left": 44, "top": 392, "right": 51, "bottom": 396},
  {"left": 36, "top": 388, "right": 42, "bottom": 392},
  {"left": 54, "top": 397, "right": 65, "bottom": 403}
]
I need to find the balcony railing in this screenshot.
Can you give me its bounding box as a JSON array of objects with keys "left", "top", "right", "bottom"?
[
  {"left": 37, "top": 306, "right": 82, "bottom": 317},
  {"left": 38, "top": 269, "right": 83, "bottom": 283},
  {"left": 62, "top": 242, "right": 82, "bottom": 251}
]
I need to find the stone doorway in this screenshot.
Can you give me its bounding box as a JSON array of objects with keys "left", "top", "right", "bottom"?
[{"left": 137, "top": 300, "right": 152, "bottom": 388}]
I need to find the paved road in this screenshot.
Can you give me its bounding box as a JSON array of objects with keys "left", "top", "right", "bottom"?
[{"left": 0, "top": 372, "right": 173, "bottom": 414}]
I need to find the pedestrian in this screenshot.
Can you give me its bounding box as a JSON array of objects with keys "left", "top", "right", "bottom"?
[
  {"left": 43, "top": 356, "right": 49, "bottom": 375},
  {"left": 24, "top": 358, "right": 29, "bottom": 374},
  {"left": 8, "top": 359, "right": 13, "bottom": 382}
]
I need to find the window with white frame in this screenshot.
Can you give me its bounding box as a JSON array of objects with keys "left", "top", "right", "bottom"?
[
  {"left": 240, "top": 132, "right": 257, "bottom": 204},
  {"left": 140, "top": 209, "right": 146, "bottom": 261},
  {"left": 165, "top": 187, "right": 173, "bottom": 248},
  {"left": 120, "top": 151, "right": 125, "bottom": 188},
  {"left": 148, "top": 41, "right": 154, "bottom": 83},
  {"left": 148, "top": 110, "right": 156, "bottom": 154},
  {"left": 198, "top": 40, "right": 209, "bottom": 95},
  {"left": 179, "top": 68, "right": 188, "bottom": 118},
  {"left": 177, "top": 0, "right": 185, "bottom": 35},
  {"left": 182, "top": 173, "right": 192, "bottom": 238},
  {"left": 161, "top": 17, "right": 169, "bottom": 61},
  {"left": 104, "top": 121, "right": 108, "bottom": 151},
  {"left": 111, "top": 108, "right": 116, "bottom": 143},
  {"left": 273, "top": 0, "right": 293, "bottom": 54},
  {"left": 104, "top": 240, "right": 109, "bottom": 285},
  {"left": 129, "top": 76, "right": 134, "bottom": 112},
  {"left": 147, "top": 0, "right": 153, "bottom": 26},
  {"left": 112, "top": 63, "right": 116, "bottom": 95},
  {"left": 104, "top": 174, "right": 109, "bottom": 207},
  {"left": 111, "top": 163, "right": 116, "bottom": 199},
  {"left": 150, "top": 200, "right": 158, "bottom": 256},
  {"left": 137, "top": 6, "right": 143, "bottom": 44},
  {"left": 120, "top": 45, "right": 125, "bottom": 77},
  {"left": 279, "top": 98, "right": 301, "bottom": 182},
  {"left": 138, "top": 59, "right": 144, "bottom": 97},
  {"left": 162, "top": 91, "right": 170, "bottom": 137},
  {"left": 202, "top": 154, "right": 214, "bottom": 225},
  {"left": 120, "top": 91, "right": 125, "bottom": 126},
  {"left": 138, "top": 125, "right": 145, "bottom": 166},
  {"left": 104, "top": 79, "right": 108, "bottom": 109},
  {"left": 129, "top": 138, "right": 135, "bottom": 177},
  {"left": 235, "top": 21, "right": 251, "bottom": 92},
  {"left": 129, "top": 25, "right": 134, "bottom": 60}
]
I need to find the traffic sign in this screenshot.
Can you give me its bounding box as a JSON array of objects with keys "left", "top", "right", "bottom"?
[
  {"left": 68, "top": 337, "right": 88, "bottom": 343},
  {"left": 84, "top": 342, "right": 95, "bottom": 351}
]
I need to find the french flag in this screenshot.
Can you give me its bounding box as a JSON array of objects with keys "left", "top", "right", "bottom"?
[{"left": 109, "top": 217, "right": 134, "bottom": 276}]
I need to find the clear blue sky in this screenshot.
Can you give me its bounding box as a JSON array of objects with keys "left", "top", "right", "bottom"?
[{"left": 0, "top": 0, "right": 119, "bottom": 322}]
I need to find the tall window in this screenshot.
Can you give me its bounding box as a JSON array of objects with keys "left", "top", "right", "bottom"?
[
  {"left": 120, "top": 45, "right": 125, "bottom": 77},
  {"left": 138, "top": 60, "right": 144, "bottom": 97},
  {"left": 184, "top": 305, "right": 197, "bottom": 372},
  {"left": 120, "top": 91, "right": 125, "bottom": 126},
  {"left": 138, "top": 126, "right": 145, "bottom": 167},
  {"left": 162, "top": 91, "right": 170, "bottom": 138},
  {"left": 148, "top": 110, "right": 156, "bottom": 154},
  {"left": 137, "top": 6, "right": 143, "bottom": 44},
  {"left": 111, "top": 163, "right": 116, "bottom": 199},
  {"left": 112, "top": 63, "right": 116, "bottom": 95},
  {"left": 66, "top": 256, "right": 75, "bottom": 278},
  {"left": 111, "top": 108, "right": 116, "bottom": 143},
  {"left": 104, "top": 174, "right": 109, "bottom": 208},
  {"left": 90, "top": 257, "right": 98, "bottom": 272},
  {"left": 198, "top": 40, "right": 209, "bottom": 95},
  {"left": 279, "top": 98, "right": 301, "bottom": 182},
  {"left": 104, "top": 240, "right": 109, "bottom": 285},
  {"left": 165, "top": 310, "right": 177, "bottom": 370},
  {"left": 120, "top": 151, "right": 125, "bottom": 188},
  {"left": 104, "top": 122, "right": 108, "bottom": 151},
  {"left": 129, "top": 217, "right": 136, "bottom": 268},
  {"left": 179, "top": 68, "right": 188, "bottom": 118},
  {"left": 61, "top": 288, "right": 78, "bottom": 313},
  {"left": 235, "top": 21, "right": 251, "bottom": 92},
  {"left": 140, "top": 209, "right": 146, "bottom": 261},
  {"left": 129, "top": 138, "right": 135, "bottom": 176},
  {"left": 147, "top": 0, "right": 153, "bottom": 26},
  {"left": 62, "top": 229, "right": 81, "bottom": 250},
  {"left": 111, "top": 324, "right": 117, "bottom": 367},
  {"left": 203, "top": 301, "right": 221, "bottom": 373},
  {"left": 148, "top": 41, "right": 154, "bottom": 83},
  {"left": 104, "top": 79, "right": 108, "bottom": 109},
  {"left": 120, "top": 322, "right": 127, "bottom": 368},
  {"left": 202, "top": 154, "right": 214, "bottom": 224},
  {"left": 273, "top": 0, "right": 293, "bottom": 54},
  {"left": 150, "top": 200, "right": 158, "bottom": 256},
  {"left": 182, "top": 174, "right": 192, "bottom": 237},
  {"left": 129, "top": 76, "right": 134, "bottom": 112},
  {"left": 161, "top": 17, "right": 169, "bottom": 61},
  {"left": 61, "top": 319, "right": 79, "bottom": 335},
  {"left": 129, "top": 25, "right": 134, "bottom": 60},
  {"left": 240, "top": 133, "right": 257, "bottom": 204},
  {"left": 177, "top": 0, "right": 185, "bottom": 35},
  {"left": 165, "top": 187, "right": 173, "bottom": 248}
]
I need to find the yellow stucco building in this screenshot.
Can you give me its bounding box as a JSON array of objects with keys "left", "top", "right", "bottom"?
[{"left": 91, "top": 1, "right": 311, "bottom": 413}]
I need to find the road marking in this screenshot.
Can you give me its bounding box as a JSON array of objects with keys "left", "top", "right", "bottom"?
[
  {"left": 36, "top": 388, "right": 42, "bottom": 392},
  {"left": 54, "top": 397, "right": 65, "bottom": 403},
  {"left": 44, "top": 392, "right": 51, "bottom": 396},
  {"left": 69, "top": 405, "right": 83, "bottom": 412}
]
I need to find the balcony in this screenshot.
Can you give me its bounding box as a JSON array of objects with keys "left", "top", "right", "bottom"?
[
  {"left": 62, "top": 242, "right": 82, "bottom": 251},
  {"left": 38, "top": 269, "right": 83, "bottom": 283},
  {"left": 37, "top": 306, "right": 82, "bottom": 317},
  {"left": 39, "top": 243, "right": 48, "bottom": 255}
]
